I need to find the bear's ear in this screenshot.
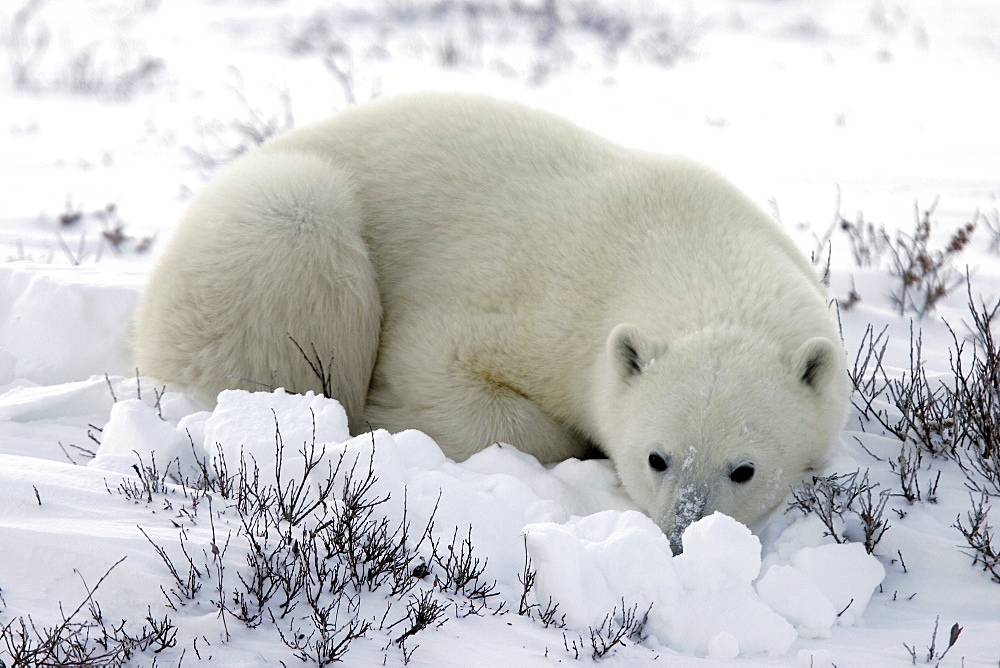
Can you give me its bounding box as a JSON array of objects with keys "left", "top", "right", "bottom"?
[
  {"left": 607, "top": 324, "right": 665, "bottom": 381},
  {"left": 791, "top": 337, "right": 839, "bottom": 392}
]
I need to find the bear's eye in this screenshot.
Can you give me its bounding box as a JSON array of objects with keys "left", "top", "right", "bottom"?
[
  {"left": 730, "top": 464, "right": 755, "bottom": 483},
  {"left": 648, "top": 453, "right": 668, "bottom": 473}
]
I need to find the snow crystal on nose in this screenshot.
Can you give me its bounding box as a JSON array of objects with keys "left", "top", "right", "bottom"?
[
  {"left": 675, "top": 483, "right": 708, "bottom": 525},
  {"left": 667, "top": 483, "right": 708, "bottom": 554}
]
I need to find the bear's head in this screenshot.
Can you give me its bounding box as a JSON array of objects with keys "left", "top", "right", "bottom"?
[{"left": 593, "top": 323, "right": 849, "bottom": 555}]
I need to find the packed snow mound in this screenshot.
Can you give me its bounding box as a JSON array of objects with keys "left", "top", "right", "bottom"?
[
  {"left": 83, "top": 388, "right": 886, "bottom": 658},
  {"left": 758, "top": 542, "right": 886, "bottom": 636},
  {"left": 524, "top": 510, "right": 820, "bottom": 658},
  {"left": 0, "top": 264, "right": 145, "bottom": 386}
]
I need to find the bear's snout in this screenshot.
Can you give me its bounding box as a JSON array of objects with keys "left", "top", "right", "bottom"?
[{"left": 665, "top": 483, "right": 709, "bottom": 555}]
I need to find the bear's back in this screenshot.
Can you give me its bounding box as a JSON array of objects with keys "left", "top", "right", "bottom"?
[{"left": 261, "top": 93, "right": 829, "bottom": 354}]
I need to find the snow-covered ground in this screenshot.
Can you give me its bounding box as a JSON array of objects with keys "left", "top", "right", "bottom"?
[{"left": 1, "top": 1, "right": 998, "bottom": 665}]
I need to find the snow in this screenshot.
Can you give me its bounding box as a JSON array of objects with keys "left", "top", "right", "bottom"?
[
  {"left": 758, "top": 541, "right": 887, "bottom": 635},
  {"left": 0, "top": 264, "right": 144, "bottom": 384},
  {"left": 2, "top": 0, "right": 1000, "bottom": 665},
  {"left": 524, "top": 510, "right": 802, "bottom": 657}
]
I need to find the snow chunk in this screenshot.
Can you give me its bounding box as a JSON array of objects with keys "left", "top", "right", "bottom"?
[
  {"left": 789, "top": 542, "right": 885, "bottom": 626},
  {"left": 707, "top": 631, "right": 740, "bottom": 660},
  {"left": 757, "top": 565, "right": 837, "bottom": 637},
  {"left": 90, "top": 399, "right": 191, "bottom": 475},
  {"left": 758, "top": 542, "right": 885, "bottom": 634},
  {"left": 673, "top": 511, "right": 762, "bottom": 586},
  {"left": 524, "top": 511, "right": 796, "bottom": 657},
  {"left": 202, "top": 389, "right": 350, "bottom": 487},
  {"left": 524, "top": 510, "right": 678, "bottom": 631},
  {"left": 0, "top": 264, "right": 144, "bottom": 385}
]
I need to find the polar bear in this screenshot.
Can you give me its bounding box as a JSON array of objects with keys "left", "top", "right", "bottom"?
[{"left": 135, "top": 93, "right": 849, "bottom": 552}]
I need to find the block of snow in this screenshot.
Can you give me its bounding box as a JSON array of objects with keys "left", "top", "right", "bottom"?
[
  {"left": 756, "top": 564, "right": 837, "bottom": 637},
  {"left": 789, "top": 542, "right": 885, "bottom": 627},
  {"left": 0, "top": 264, "right": 145, "bottom": 385},
  {"left": 524, "top": 510, "right": 797, "bottom": 657},
  {"left": 202, "top": 388, "right": 350, "bottom": 488},
  {"left": 757, "top": 541, "right": 885, "bottom": 635},
  {"left": 90, "top": 398, "right": 191, "bottom": 476}
]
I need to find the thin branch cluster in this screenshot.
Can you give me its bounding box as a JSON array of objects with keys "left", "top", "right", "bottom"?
[
  {"left": 788, "top": 470, "right": 892, "bottom": 554},
  {"left": 0, "top": 559, "right": 178, "bottom": 667},
  {"left": 844, "top": 277, "right": 1000, "bottom": 580}
]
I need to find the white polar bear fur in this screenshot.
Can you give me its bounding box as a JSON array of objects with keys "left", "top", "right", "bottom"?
[{"left": 135, "top": 92, "right": 849, "bottom": 551}]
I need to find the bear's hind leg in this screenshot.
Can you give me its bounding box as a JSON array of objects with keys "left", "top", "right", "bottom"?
[
  {"left": 462, "top": 386, "right": 591, "bottom": 464},
  {"left": 135, "top": 150, "right": 381, "bottom": 432},
  {"left": 366, "top": 360, "right": 588, "bottom": 464}
]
